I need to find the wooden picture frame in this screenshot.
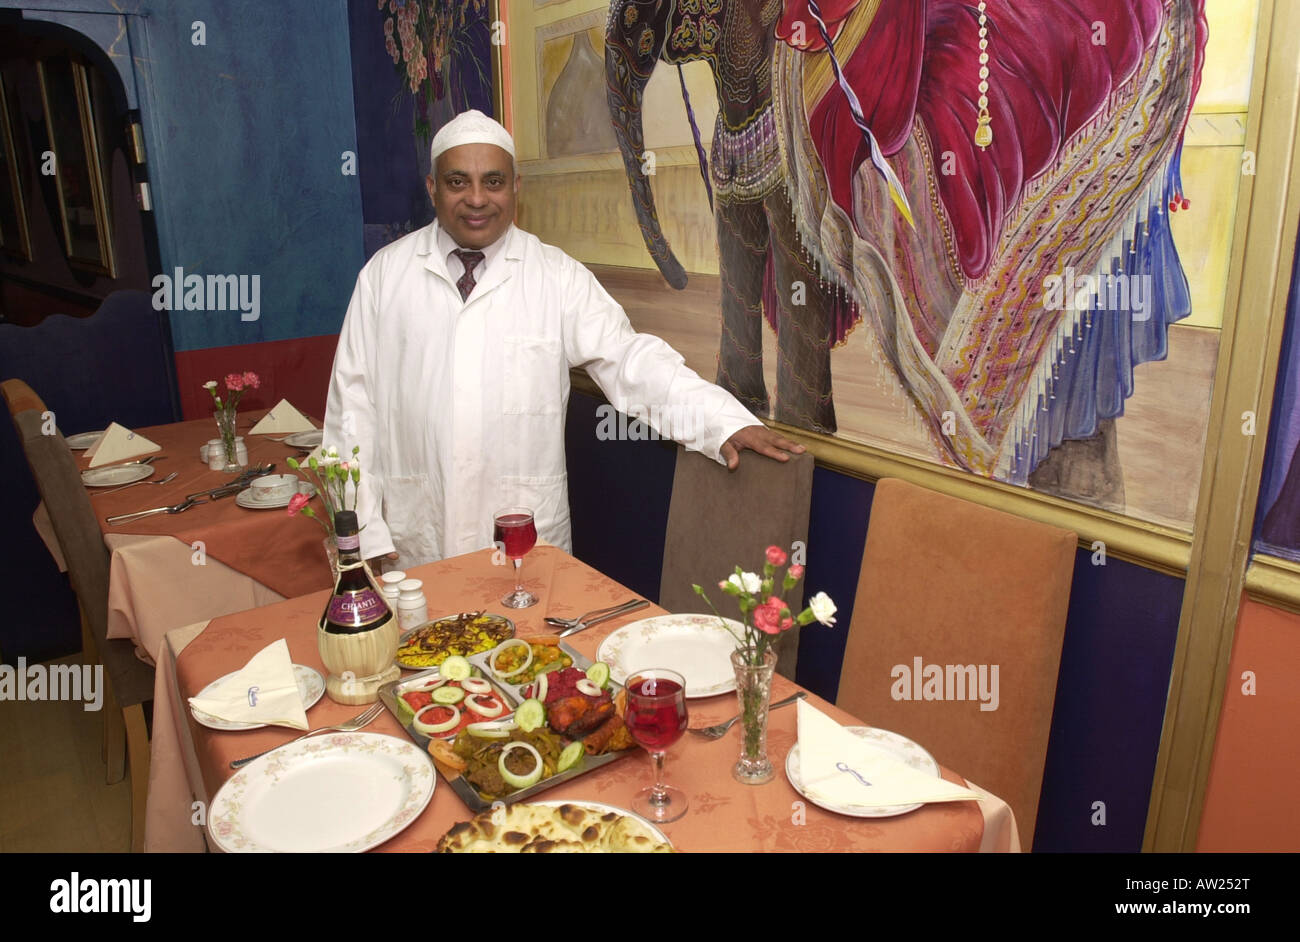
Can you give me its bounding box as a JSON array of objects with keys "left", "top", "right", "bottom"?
[
  {"left": 36, "top": 56, "right": 115, "bottom": 277},
  {"left": 0, "top": 72, "right": 32, "bottom": 262}
]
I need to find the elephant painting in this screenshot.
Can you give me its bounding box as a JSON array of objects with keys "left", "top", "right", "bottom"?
[{"left": 605, "top": 0, "right": 1207, "bottom": 488}]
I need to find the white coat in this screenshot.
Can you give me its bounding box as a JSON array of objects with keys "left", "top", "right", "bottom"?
[{"left": 324, "top": 221, "right": 759, "bottom": 567}]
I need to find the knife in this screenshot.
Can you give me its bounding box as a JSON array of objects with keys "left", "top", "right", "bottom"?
[
  {"left": 557, "top": 599, "right": 649, "bottom": 638},
  {"left": 106, "top": 497, "right": 208, "bottom": 525},
  {"left": 185, "top": 463, "right": 275, "bottom": 502}
]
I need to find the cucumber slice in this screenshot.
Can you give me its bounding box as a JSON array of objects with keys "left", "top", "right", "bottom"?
[
  {"left": 556, "top": 740, "right": 585, "bottom": 773},
  {"left": 432, "top": 685, "right": 465, "bottom": 704},
  {"left": 514, "top": 698, "right": 546, "bottom": 732},
  {"left": 440, "top": 655, "right": 472, "bottom": 681},
  {"left": 585, "top": 662, "right": 611, "bottom": 689}
]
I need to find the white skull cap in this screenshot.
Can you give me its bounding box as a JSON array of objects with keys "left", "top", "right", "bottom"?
[{"left": 429, "top": 109, "right": 515, "bottom": 164}]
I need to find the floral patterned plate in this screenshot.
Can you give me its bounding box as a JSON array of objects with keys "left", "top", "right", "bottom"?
[
  {"left": 190, "top": 664, "right": 326, "bottom": 731},
  {"left": 207, "top": 732, "right": 435, "bottom": 852},
  {"left": 596, "top": 614, "right": 743, "bottom": 698},
  {"left": 785, "top": 727, "right": 940, "bottom": 818}
]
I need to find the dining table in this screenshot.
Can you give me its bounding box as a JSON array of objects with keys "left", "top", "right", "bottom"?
[
  {"left": 145, "top": 545, "right": 1021, "bottom": 853},
  {"left": 36, "top": 410, "right": 333, "bottom": 664}
]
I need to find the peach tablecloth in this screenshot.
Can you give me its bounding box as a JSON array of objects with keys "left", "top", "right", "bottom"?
[
  {"left": 147, "top": 546, "right": 1019, "bottom": 853},
  {"left": 47, "top": 411, "right": 334, "bottom": 661}
]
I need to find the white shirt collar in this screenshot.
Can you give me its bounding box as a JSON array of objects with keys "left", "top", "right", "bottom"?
[{"left": 436, "top": 223, "right": 512, "bottom": 279}]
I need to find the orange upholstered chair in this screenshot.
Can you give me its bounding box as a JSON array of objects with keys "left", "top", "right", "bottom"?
[{"left": 836, "top": 478, "right": 1076, "bottom": 849}]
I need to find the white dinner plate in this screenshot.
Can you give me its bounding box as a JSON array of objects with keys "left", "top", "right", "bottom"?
[
  {"left": 597, "top": 614, "right": 742, "bottom": 698},
  {"left": 206, "top": 731, "right": 435, "bottom": 852},
  {"left": 284, "top": 429, "right": 323, "bottom": 449},
  {"left": 785, "top": 726, "right": 940, "bottom": 818},
  {"left": 81, "top": 464, "right": 154, "bottom": 487},
  {"left": 65, "top": 430, "right": 104, "bottom": 450},
  {"left": 235, "top": 481, "right": 315, "bottom": 510},
  {"left": 190, "top": 664, "right": 326, "bottom": 731}
]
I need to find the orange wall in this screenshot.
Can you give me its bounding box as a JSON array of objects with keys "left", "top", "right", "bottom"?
[{"left": 1197, "top": 595, "right": 1300, "bottom": 851}]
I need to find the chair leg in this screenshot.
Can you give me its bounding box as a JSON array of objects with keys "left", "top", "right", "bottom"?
[
  {"left": 124, "top": 703, "right": 150, "bottom": 853},
  {"left": 104, "top": 681, "right": 126, "bottom": 785}
]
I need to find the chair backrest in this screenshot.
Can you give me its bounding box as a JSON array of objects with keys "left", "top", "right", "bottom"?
[
  {"left": 9, "top": 407, "right": 113, "bottom": 640},
  {"left": 659, "top": 447, "right": 815, "bottom": 679},
  {"left": 837, "top": 478, "right": 1076, "bottom": 849},
  {"left": 1, "top": 378, "right": 46, "bottom": 417}
]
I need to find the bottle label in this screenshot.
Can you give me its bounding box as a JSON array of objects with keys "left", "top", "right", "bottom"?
[
  {"left": 326, "top": 589, "right": 388, "bottom": 627},
  {"left": 336, "top": 533, "right": 361, "bottom": 551}
]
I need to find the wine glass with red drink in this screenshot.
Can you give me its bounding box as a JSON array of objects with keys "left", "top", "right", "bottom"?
[
  {"left": 493, "top": 506, "right": 538, "bottom": 608},
  {"left": 624, "top": 668, "right": 689, "bottom": 823}
]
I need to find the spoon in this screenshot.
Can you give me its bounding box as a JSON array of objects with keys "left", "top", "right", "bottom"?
[{"left": 93, "top": 471, "right": 178, "bottom": 496}]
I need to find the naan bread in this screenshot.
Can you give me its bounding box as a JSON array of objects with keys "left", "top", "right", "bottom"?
[{"left": 437, "top": 803, "right": 672, "bottom": 853}]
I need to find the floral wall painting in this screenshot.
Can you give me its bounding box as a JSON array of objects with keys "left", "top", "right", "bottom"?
[
  {"left": 509, "top": 0, "right": 1256, "bottom": 533},
  {"left": 350, "top": 0, "right": 494, "bottom": 258}
]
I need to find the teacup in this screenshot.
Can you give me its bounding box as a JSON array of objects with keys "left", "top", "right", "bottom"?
[{"left": 250, "top": 473, "right": 297, "bottom": 502}]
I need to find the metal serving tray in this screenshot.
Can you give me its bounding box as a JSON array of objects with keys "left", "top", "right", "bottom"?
[{"left": 378, "top": 642, "right": 634, "bottom": 813}]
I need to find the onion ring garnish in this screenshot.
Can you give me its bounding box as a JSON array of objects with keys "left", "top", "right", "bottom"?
[
  {"left": 466, "top": 720, "right": 517, "bottom": 738},
  {"left": 575, "top": 679, "right": 602, "bottom": 697},
  {"left": 461, "top": 677, "right": 492, "bottom": 695},
  {"left": 489, "top": 638, "right": 534, "bottom": 678},
  {"left": 498, "top": 741, "right": 544, "bottom": 789},
  {"left": 413, "top": 703, "right": 460, "bottom": 734},
  {"left": 465, "top": 693, "right": 505, "bottom": 717}
]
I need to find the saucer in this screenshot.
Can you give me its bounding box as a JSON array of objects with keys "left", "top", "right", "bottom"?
[
  {"left": 65, "top": 431, "right": 104, "bottom": 450},
  {"left": 284, "top": 429, "right": 323, "bottom": 449},
  {"left": 82, "top": 464, "right": 154, "bottom": 487},
  {"left": 236, "top": 480, "right": 315, "bottom": 509}
]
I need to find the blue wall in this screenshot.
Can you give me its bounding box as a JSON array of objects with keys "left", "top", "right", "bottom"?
[
  {"left": 6, "top": 0, "right": 366, "bottom": 351},
  {"left": 566, "top": 390, "right": 1184, "bottom": 852}
]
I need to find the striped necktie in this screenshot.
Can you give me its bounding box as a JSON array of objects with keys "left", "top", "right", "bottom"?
[{"left": 452, "top": 249, "right": 485, "bottom": 301}]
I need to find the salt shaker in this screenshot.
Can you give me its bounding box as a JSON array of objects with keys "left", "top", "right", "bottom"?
[
  {"left": 380, "top": 570, "right": 407, "bottom": 610},
  {"left": 396, "top": 578, "right": 429, "bottom": 632}
]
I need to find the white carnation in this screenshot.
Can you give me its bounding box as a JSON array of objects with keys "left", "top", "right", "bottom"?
[{"left": 809, "top": 592, "right": 837, "bottom": 626}]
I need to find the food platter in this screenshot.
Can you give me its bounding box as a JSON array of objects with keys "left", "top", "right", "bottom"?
[
  {"left": 436, "top": 800, "right": 672, "bottom": 853},
  {"left": 394, "top": 612, "right": 514, "bottom": 669},
  {"left": 379, "top": 641, "right": 636, "bottom": 813}
]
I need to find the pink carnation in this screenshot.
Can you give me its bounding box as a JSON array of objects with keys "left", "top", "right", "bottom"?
[
  {"left": 242, "top": 371, "right": 261, "bottom": 389},
  {"left": 286, "top": 492, "right": 310, "bottom": 515},
  {"left": 788, "top": 564, "right": 805, "bottom": 580},
  {"left": 766, "top": 545, "right": 788, "bottom": 566},
  {"left": 753, "top": 596, "right": 793, "bottom": 635},
  {"left": 225, "top": 373, "right": 244, "bottom": 392}
]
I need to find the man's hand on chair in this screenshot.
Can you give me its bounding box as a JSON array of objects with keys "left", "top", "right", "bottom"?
[{"left": 721, "top": 424, "right": 806, "bottom": 471}]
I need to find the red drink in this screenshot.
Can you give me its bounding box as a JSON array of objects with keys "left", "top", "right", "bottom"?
[
  {"left": 493, "top": 513, "right": 537, "bottom": 559},
  {"left": 625, "top": 676, "right": 688, "bottom": 750}
]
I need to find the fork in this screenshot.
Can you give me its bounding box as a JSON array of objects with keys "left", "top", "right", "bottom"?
[
  {"left": 93, "top": 471, "right": 178, "bottom": 496},
  {"left": 688, "top": 692, "right": 806, "bottom": 739},
  {"left": 106, "top": 495, "right": 207, "bottom": 525},
  {"left": 229, "top": 701, "right": 386, "bottom": 769},
  {"left": 544, "top": 599, "right": 648, "bottom": 632}
]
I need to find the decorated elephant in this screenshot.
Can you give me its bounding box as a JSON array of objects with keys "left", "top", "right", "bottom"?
[{"left": 606, "top": 0, "right": 1207, "bottom": 488}]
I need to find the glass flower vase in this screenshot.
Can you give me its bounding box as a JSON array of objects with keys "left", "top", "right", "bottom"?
[
  {"left": 214, "top": 408, "right": 241, "bottom": 473},
  {"left": 730, "top": 647, "right": 778, "bottom": 785},
  {"left": 323, "top": 535, "right": 340, "bottom": 581}
]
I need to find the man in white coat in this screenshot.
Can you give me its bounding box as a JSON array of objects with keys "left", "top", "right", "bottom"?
[{"left": 325, "top": 111, "right": 803, "bottom": 569}]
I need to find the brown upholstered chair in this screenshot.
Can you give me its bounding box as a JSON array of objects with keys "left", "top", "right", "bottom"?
[
  {"left": 836, "top": 478, "right": 1075, "bottom": 849},
  {"left": 4, "top": 380, "right": 153, "bottom": 852},
  {"left": 658, "top": 446, "right": 814, "bottom": 680}
]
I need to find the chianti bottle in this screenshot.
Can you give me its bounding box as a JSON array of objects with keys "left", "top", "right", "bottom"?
[{"left": 320, "top": 511, "right": 393, "bottom": 634}]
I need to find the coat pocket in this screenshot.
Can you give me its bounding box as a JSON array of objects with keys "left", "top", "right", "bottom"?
[
  {"left": 499, "top": 472, "right": 571, "bottom": 553},
  {"left": 503, "top": 336, "right": 563, "bottom": 415}
]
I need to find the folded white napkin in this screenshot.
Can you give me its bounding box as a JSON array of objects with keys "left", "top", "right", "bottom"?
[
  {"left": 248, "top": 399, "right": 316, "bottom": 434},
  {"left": 796, "top": 699, "right": 980, "bottom": 808},
  {"left": 85, "top": 422, "right": 161, "bottom": 467},
  {"left": 188, "top": 639, "right": 309, "bottom": 729}
]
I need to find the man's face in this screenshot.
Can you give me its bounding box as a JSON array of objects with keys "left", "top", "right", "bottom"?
[{"left": 426, "top": 143, "right": 519, "bottom": 250}]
